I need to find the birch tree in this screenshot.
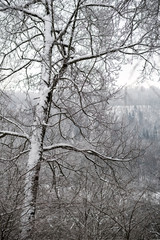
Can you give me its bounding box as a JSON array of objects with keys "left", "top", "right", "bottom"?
[{"left": 0, "top": 0, "right": 158, "bottom": 239}]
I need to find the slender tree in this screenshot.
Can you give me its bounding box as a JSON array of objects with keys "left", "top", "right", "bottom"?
[{"left": 0, "top": 1, "right": 159, "bottom": 239}]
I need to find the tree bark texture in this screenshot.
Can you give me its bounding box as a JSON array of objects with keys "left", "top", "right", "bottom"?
[{"left": 20, "top": 3, "right": 54, "bottom": 239}]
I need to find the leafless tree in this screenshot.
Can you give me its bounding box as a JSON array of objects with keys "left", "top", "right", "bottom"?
[{"left": 0, "top": 1, "right": 159, "bottom": 239}]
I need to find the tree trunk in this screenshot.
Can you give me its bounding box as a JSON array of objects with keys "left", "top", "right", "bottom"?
[
  {"left": 20, "top": 6, "right": 53, "bottom": 240},
  {"left": 20, "top": 133, "right": 43, "bottom": 240}
]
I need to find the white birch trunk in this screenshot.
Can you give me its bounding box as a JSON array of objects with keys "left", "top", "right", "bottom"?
[{"left": 20, "top": 4, "right": 53, "bottom": 239}]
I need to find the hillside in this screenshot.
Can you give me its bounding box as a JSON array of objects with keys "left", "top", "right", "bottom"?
[{"left": 112, "top": 85, "right": 160, "bottom": 140}]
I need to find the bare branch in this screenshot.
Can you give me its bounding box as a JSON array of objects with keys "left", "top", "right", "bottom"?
[
  {"left": 67, "top": 43, "right": 143, "bottom": 65},
  {"left": 0, "top": 114, "right": 29, "bottom": 135},
  {"left": 44, "top": 143, "right": 131, "bottom": 162},
  {"left": 0, "top": 130, "right": 29, "bottom": 140},
  {"left": 0, "top": 2, "right": 44, "bottom": 21}
]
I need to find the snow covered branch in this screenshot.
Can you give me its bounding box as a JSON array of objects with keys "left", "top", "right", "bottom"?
[
  {"left": 0, "top": 114, "right": 29, "bottom": 136},
  {"left": 0, "top": 2, "right": 44, "bottom": 21},
  {"left": 80, "top": 3, "right": 124, "bottom": 17},
  {"left": 68, "top": 43, "right": 144, "bottom": 65},
  {"left": 44, "top": 143, "right": 131, "bottom": 162},
  {"left": 0, "top": 130, "right": 29, "bottom": 140}
]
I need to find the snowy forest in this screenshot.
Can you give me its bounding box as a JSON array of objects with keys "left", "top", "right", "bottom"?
[{"left": 0, "top": 1, "right": 160, "bottom": 240}]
